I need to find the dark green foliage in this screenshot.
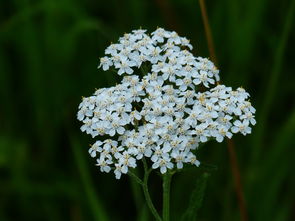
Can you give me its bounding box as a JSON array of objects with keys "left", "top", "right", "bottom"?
[
  {"left": 181, "top": 172, "right": 210, "bottom": 221},
  {"left": 0, "top": 0, "right": 294, "bottom": 220}
]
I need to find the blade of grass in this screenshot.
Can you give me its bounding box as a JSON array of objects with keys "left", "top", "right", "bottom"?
[
  {"left": 198, "top": 0, "right": 217, "bottom": 63},
  {"left": 69, "top": 134, "right": 109, "bottom": 221},
  {"left": 0, "top": 52, "right": 14, "bottom": 132},
  {"left": 251, "top": 0, "right": 295, "bottom": 163},
  {"left": 226, "top": 139, "right": 248, "bottom": 221},
  {"left": 225, "top": 0, "right": 269, "bottom": 84},
  {"left": 253, "top": 110, "right": 295, "bottom": 221},
  {"left": 181, "top": 172, "right": 210, "bottom": 221},
  {"left": 198, "top": 1, "right": 248, "bottom": 220}
]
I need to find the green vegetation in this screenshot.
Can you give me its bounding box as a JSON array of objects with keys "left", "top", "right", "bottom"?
[{"left": 0, "top": 0, "right": 294, "bottom": 220}]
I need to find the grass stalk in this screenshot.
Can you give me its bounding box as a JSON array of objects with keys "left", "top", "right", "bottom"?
[
  {"left": 198, "top": 0, "right": 217, "bottom": 63},
  {"left": 252, "top": 0, "right": 295, "bottom": 162},
  {"left": 227, "top": 139, "right": 248, "bottom": 221},
  {"left": 69, "top": 135, "right": 109, "bottom": 221},
  {"left": 198, "top": 1, "right": 248, "bottom": 220}
]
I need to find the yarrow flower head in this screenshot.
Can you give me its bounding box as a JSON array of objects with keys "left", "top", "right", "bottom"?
[{"left": 77, "top": 28, "right": 256, "bottom": 179}]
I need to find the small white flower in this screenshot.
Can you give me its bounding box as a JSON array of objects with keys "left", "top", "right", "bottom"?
[
  {"left": 96, "top": 156, "right": 112, "bottom": 173},
  {"left": 115, "top": 56, "right": 136, "bottom": 75},
  {"left": 98, "top": 56, "right": 113, "bottom": 71},
  {"left": 231, "top": 120, "right": 252, "bottom": 135},
  {"left": 214, "top": 126, "right": 232, "bottom": 143},
  {"left": 107, "top": 115, "right": 126, "bottom": 136},
  {"left": 88, "top": 140, "right": 103, "bottom": 157},
  {"left": 191, "top": 123, "right": 210, "bottom": 143},
  {"left": 151, "top": 27, "right": 171, "bottom": 43},
  {"left": 136, "top": 144, "right": 152, "bottom": 160},
  {"left": 105, "top": 43, "right": 123, "bottom": 55},
  {"left": 175, "top": 76, "right": 193, "bottom": 91},
  {"left": 171, "top": 150, "right": 186, "bottom": 169},
  {"left": 152, "top": 155, "right": 173, "bottom": 174},
  {"left": 185, "top": 152, "right": 200, "bottom": 167},
  {"left": 132, "top": 29, "right": 147, "bottom": 40}
]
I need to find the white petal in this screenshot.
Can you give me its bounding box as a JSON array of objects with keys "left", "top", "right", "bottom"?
[
  {"left": 151, "top": 155, "right": 158, "bottom": 162},
  {"left": 109, "top": 129, "right": 116, "bottom": 136},
  {"left": 177, "top": 162, "right": 183, "bottom": 169},
  {"left": 115, "top": 171, "right": 121, "bottom": 179},
  {"left": 103, "top": 64, "right": 109, "bottom": 71},
  {"left": 90, "top": 151, "right": 96, "bottom": 158},
  {"left": 121, "top": 166, "right": 128, "bottom": 174},
  {"left": 152, "top": 162, "right": 159, "bottom": 169},
  {"left": 118, "top": 68, "right": 124, "bottom": 75},
  {"left": 193, "top": 79, "right": 201, "bottom": 85},
  {"left": 104, "top": 166, "right": 111, "bottom": 173},
  {"left": 200, "top": 136, "right": 207, "bottom": 143},
  {"left": 216, "top": 135, "right": 223, "bottom": 143},
  {"left": 231, "top": 126, "right": 239, "bottom": 133},
  {"left": 160, "top": 166, "right": 167, "bottom": 174},
  {"left": 117, "top": 127, "right": 125, "bottom": 135},
  {"left": 194, "top": 160, "right": 200, "bottom": 167}
]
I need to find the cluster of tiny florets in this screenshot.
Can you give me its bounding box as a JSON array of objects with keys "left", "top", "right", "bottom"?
[{"left": 77, "top": 28, "right": 256, "bottom": 179}]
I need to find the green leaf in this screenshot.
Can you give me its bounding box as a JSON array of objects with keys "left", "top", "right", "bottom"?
[
  {"left": 69, "top": 134, "right": 109, "bottom": 221},
  {"left": 251, "top": 0, "right": 295, "bottom": 162},
  {"left": 251, "top": 109, "right": 295, "bottom": 221},
  {"left": 181, "top": 172, "right": 210, "bottom": 221}
]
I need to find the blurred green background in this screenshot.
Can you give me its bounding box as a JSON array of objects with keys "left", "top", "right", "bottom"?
[{"left": 0, "top": 0, "right": 294, "bottom": 220}]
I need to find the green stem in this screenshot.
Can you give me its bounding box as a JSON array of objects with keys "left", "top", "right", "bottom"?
[
  {"left": 142, "top": 158, "right": 162, "bottom": 221},
  {"left": 163, "top": 172, "right": 172, "bottom": 221},
  {"left": 128, "top": 171, "right": 144, "bottom": 186}
]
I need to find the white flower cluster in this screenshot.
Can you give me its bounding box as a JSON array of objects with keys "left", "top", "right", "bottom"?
[{"left": 77, "top": 28, "right": 256, "bottom": 179}]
